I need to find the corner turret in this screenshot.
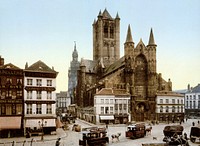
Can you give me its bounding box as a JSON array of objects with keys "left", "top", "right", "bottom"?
[
  {"left": 124, "top": 24, "right": 134, "bottom": 56},
  {"left": 147, "top": 28, "right": 157, "bottom": 47}
]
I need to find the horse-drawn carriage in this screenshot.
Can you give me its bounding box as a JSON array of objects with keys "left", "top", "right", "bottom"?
[
  {"left": 79, "top": 127, "right": 109, "bottom": 146},
  {"left": 163, "top": 125, "right": 189, "bottom": 146},
  {"left": 163, "top": 125, "right": 183, "bottom": 137},
  {"left": 190, "top": 126, "right": 200, "bottom": 143},
  {"left": 126, "top": 123, "right": 146, "bottom": 139}
]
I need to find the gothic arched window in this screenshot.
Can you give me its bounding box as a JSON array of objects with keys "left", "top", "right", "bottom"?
[{"left": 104, "top": 22, "right": 108, "bottom": 38}]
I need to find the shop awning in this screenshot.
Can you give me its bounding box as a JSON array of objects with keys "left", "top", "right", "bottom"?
[
  {"left": 100, "top": 115, "right": 114, "bottom": 120},
  {"left": 0, "top": 116, "right": 21, "bottom": 130}
]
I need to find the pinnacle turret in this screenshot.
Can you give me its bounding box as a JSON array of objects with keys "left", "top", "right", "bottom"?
[
  {"left": 116, "top": 12, "right": 120, "bottom": 19},
  {"left": 125, "top": 24, "right": 134, "bottom": 43},
  {"left": 98, "top": 10, "right": 102, "bottom": 18},
  {"left": 72, "top": 42, "right": 78, "bottom": 60},
  {"left": 148, "top": 28, "right": 157, "bottom": 46}
]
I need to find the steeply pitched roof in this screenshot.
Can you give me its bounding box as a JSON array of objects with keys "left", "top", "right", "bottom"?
[
  {"left": 81, "top": 59, "right": 97, "bottom": 73},
  {"left": 0, "top": 63, "right": 21, "bottom": 70},
  {"left": 25, "top": 60, "right": 56, "bottom": 73},
  {"left": 103, "top": 56, "right": 125, "bottom": 76},
  {"left": 148, "top": 28, "right": 156, "bottom": 46},
  {"left": 125, "top": 24, "right": 133, "bottom": 43},
  {"left": 188, "top": 84, "right": 200, "bottom": 93},
  {"left": 102, "top": 8, "right": 113, "bottom": 19}
]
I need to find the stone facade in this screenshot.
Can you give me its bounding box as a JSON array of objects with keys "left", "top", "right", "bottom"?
[{"left": 76, "top": 9, "right": 172, "bottom": 122}]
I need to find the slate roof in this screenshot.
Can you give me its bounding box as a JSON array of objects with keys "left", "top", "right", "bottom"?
[
  {"left": 56, "top": 91, "right": 68, "bottom": 97},
  {"left": 102, "top": 8, "right": 113, "bottom": 19},
  {"left": 25, "top": 60, "right": 57, "bottom": 73},
  {"left": 103, "top": 56, "right": 125, "bottom": 76},
  {"left": 0, "top": 63, "right": 21, "bottom": 70},
  {"left": 188, "top": 84, "right": 200, "bottom": 93},
  {"left": 81, "top": 59, "right": 97, "bottom": 73}
]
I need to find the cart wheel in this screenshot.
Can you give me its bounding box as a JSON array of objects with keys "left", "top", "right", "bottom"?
[{"left": 190, "top": 137, "right": 195, "bottom": 143}]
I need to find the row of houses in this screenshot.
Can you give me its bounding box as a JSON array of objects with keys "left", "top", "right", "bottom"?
[
  {"left": 0, "top": 56, "right": 58, "bottom": 138},
  {"left": 77, "top": 85, "right": 185, "bottom": 125}
]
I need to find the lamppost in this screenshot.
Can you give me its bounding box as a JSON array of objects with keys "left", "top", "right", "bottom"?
[{"left": 38, "top": 119, "right": 47, "bottom": 141}]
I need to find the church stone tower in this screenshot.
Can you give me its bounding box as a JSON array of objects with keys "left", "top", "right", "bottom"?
[{"left": 93, "top": 9, "right": 120, "bottom": 67}]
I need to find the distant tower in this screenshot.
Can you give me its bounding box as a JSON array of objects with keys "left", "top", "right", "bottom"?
[
  {"left": 93, "top": 9, "right": 120, "bottom": 67},
  {"left": 68, "top": 42, "right": 80, "bottom": 104}
]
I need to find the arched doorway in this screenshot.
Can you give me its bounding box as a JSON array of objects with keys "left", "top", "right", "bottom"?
[{"left": 135, "top": 102, "right": 146, "bottom": 121}]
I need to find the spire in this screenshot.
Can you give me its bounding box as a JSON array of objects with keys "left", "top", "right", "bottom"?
[
  {"left": 72, "top": 41, "right": 78, "bottom": 60},
  {"left": 102, "top": 8, "right": 112, "bottom": 19},
  {"left": 93, "top": 19, "right": 96, "bottom": 25},
  {"left": 25, "top": 62, "right": 28, "bottom": 69},
  {"left": 148, "top": 28, "right": 157, "bottom": 46},
  {"left": 98, "top": 10, "right": 102, "bottom": 17},
  {"left": 125, "top": 24, "right": 134, "bottom": 43},
  {"left": 116, "top": 12, "right": 120, "bottom": 19},
  {"left": 74, "top": 41, "right": 77, "bottom": 51}
]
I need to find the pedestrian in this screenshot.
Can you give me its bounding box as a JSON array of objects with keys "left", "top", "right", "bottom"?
[
  {"left": 106, "top": 124, "right": 108, "bottom": 129},
  {"left": 22, "top": 140, "right": 26, "bottom": 146},
  {"left": 198, "top": 121, "right": 199, "bottom": 124},
  {"left": 30, "top": 138, "right": 34, "bottom": 146},
  {"left": 186, "top": 118, "right": 188, "bottom": 122},
  {"left": 55, "top": 138, "right": 61, "bottom": 146},
  {"left": 184, "top": 132, "right": 188, "bottom": 140},
  {"left": 192, "top": 121, "right": 195, "bottom": 126}
]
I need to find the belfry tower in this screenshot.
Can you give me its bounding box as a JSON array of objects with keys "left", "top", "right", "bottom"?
[
  {"left": 93, "top": 9, "right": 120, "bottom": 67},
  {"left": 68, "top": 42, "right": 80, "bottom": 104}
]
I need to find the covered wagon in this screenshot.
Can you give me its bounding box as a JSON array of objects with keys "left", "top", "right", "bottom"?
[{"left": 163, "top": 125, "right": 183, "bottom": 137}]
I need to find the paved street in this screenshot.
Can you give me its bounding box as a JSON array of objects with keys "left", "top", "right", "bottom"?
[{"left": 0, "top": 118, "right": 199, "bottom": 146}]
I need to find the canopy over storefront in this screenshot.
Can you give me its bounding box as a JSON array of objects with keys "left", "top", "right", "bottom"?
[
  {"left": 0, "top": 116, "right": 21, "bottom": 130},
  {"left": 100, "top": 115, "right": 114, "bottom": 120}
]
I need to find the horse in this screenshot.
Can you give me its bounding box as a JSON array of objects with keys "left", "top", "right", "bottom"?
[
  {"left": 163, "top": 135, "right": 189, "bottom": 146},
  {"left": 111, "top": 133, "right": 121, "bottom": 143},
  {"left": 145, "top": 126, "right": 152, "bottom": 135}
]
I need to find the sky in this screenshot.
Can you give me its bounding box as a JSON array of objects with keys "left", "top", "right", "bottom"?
[{"left": 0, "top": 0, "right": 200, "bottom": 92}]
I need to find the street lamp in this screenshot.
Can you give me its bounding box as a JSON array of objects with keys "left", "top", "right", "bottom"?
[{"left": 38, "top": 119, "right": 47, "bottom": 141}]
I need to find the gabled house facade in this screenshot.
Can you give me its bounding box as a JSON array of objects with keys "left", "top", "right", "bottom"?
[
  {"left": 24, "top": 60, "right": 58, "bottom": 135},
  {"left": 0, "top": 56, "right": 24, "bottom": 138}
]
